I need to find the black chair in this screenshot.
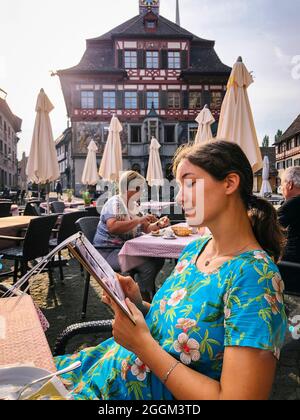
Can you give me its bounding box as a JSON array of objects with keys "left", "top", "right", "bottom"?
[
  {"left": 84, "top": 206, "right": 101, "bottom": 217},
  {"left": 75, "top": 217, "right": 100, "bottom": 243},
  {"left": 53, "top": 320, "right": 113, "bottom": 356},
  {"left": 50, "top": 201, "right": 66, "bottom": 214},
  {"left": 49, "top": 211, "right": 87, "bottom": 282},
  {"left": 278, "top": 261, "right": 300, "bottom": 296},
  {"left": 23, "top": 202, "right": 41, "bottom": 216},
  {"left": 75, "top": 217, "right": 100, "bottom": 319},
  {"left": 0, "top": 201, "right": 13, "bottom": 217},
  {"left": 0, "top": 215, "right": 58, "bottom": 289}
]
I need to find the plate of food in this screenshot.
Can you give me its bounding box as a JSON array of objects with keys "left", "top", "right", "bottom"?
[
  {"left": 0, "top": 366, "right": 51, "bottom": 400},
  {"left": 151, "top": 229, "right": 167, "bottom": 237},
  {"left": 171, "top": 226, "right": 193, "bottom": 237}
]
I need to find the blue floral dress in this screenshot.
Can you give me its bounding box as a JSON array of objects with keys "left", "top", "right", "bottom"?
[{"left": 55, "top": 237, "right": 287, "bottom": 400}]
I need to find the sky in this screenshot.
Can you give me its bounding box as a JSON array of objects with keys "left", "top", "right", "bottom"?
[{"left": 1, "top": 0, "right": 300, "bottom": 158}]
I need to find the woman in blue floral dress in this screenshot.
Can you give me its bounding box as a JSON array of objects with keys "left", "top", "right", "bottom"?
[{"left": 56, "top": 141, "right": 287, "bottom": 400}]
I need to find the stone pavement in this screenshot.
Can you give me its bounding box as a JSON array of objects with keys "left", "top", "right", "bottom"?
[{"left": 1, "top": 257, "right": 299, "bottom": 400}]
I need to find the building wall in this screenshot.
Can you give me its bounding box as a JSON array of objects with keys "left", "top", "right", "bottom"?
[
  {"left": 276, "top": 134, "right": 300, "bottom": 181},
  {"left": 0, "top": 111, "right": 18, "bottom": 188}
]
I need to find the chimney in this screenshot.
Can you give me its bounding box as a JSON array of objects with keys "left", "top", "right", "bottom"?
[{"left": 176, "top": 0, "right": 181, "bottom": 26}]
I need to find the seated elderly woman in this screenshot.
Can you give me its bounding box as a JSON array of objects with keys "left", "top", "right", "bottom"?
[
  {"left": 57, "top": 142, "right": 287, "bottom": 400},
  {"left": 93, "top": 171, "right": 169, "bottom": 301}
]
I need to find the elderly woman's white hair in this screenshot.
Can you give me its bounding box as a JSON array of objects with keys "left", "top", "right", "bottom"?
[
  {"left": 119, "top": 170, "right": 146, "bottom": 196},
  {"left": 283, "top": 166, "right": 300, "bottom": 188}
]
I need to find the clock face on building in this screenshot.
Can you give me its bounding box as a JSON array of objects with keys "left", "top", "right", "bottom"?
[{"left": 140, "top": 0, "right": 159, "bottom": 7}]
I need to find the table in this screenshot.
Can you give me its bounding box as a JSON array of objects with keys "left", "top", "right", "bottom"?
[
  {"left": 0, "top": 216, "right": 36, "bottom": 251},
  {"left": 0, "top": 295, "right": 55, "bottom": 372},
  {"left": 119, "top": 225, "right": 207, "bottom": 272},
  {"left": 40, "top": 200, "right": 85, "bottom": 211}
]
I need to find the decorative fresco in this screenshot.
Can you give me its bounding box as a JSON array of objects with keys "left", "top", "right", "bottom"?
[
  {"left": 74, "top": 122, "right": 104, "bottom": 154},
  {"left": 73, "top": 121, "right": 128, "bottom": 155}
]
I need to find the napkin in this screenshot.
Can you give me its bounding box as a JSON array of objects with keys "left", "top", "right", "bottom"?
[{"left": 26, "top": 377, "right": 71, "bottom": 400}]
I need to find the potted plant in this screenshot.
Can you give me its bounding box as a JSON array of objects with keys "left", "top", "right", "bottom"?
[
  {"left": 66, "top": 189, "right": 74, "bottom": 203},
  {"left": 82, "top": 191, "right": 91, "bottom": 206}
]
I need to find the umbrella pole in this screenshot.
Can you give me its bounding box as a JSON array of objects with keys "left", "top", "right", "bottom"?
[{"left": 46, "top": 183, "right": 50, "bottom": 214}]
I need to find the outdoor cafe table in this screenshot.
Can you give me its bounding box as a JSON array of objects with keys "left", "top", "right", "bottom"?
[
  {"left": 0, "top": 295, "right": 55, "bottom": 372},
  {"left": 119, "top": 226, "right": 206, "bottom": 272},
  {"left": 0, "top": 216, "right": 36, "bottom": 251}
]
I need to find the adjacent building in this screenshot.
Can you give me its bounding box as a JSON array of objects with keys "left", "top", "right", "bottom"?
[
  {"left": 275, "top": 113, "right": 300, "bottom": 181},
  {"left": 55, "top": 127, "right": 72, "bottom": 190},
  {"left": 56, "top": 0, "right": 231, "bottom": 193},
  {"left": 0, "top": 90, "right": 22, "bottom": 189}
]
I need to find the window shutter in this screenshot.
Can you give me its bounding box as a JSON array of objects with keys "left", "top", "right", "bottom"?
[
  {"left": 116, "top": 91, "right": 123, "bottom": 109},
  {"left": 182, "top": 91, "right": 189, "bottom": 109},
  {"left": 96, "top": 91, "right": 102, "bottom": 109},
  {"left": 160, "top": 50, "right": 168, "bottom": 69},
  {"left": 160, "top": 91, "right": 167, "bottom": 109},
  {"left": 137, "top": 50, "right": 145, "bottom": 69},
  {"left": 202, "top": 91, "right": 211, "bottom": 108},
  {"left": 117, "top": 50, "right": 123, "bottom": 69},
  {"left": 138, "top": 91, "right": 145, "bottom": 109},
  {"left": 73, "top": 91, "right": 81, "bottom": 109},
  {"left": 181, "top": 51, "right": 188, "bottom": 69}
]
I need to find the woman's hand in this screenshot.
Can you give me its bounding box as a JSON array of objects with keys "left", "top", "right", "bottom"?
[
  {"left": 102, "top": 274, "right": 149, "bottom": 315},
  {"left": 111, "top": 298, "right": 153, "bottom": 353},
  {"left": 158, "top": 216, "right": 170, "bottom": 228},
  {"left": 117, "top": 274, "right": 144, "bottom": 308}
]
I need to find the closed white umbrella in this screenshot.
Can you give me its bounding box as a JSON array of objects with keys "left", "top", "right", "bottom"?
[
  {"left": 26, "top": 88, "right": 59, "bottom": 212},
  {"left": 146, "top": 137, "right": 164, "bottom": 202},
  {"left": 146, "top": 137, "right": 164, "bottom": 187},
  {"left": 260, "top": 156, "right": 272, "bottom": 197},
  {"left": 194, "top": 105, "right": 215, "bottom": 144},
  {"left": 99, "top": 115, "right": 123, "bottom": 182},
  {"left": 217, "top": 57, "right": 263, "bottom": 173},
  {"left": 82, "top": 139, "right": 99, "bottom": 186}
]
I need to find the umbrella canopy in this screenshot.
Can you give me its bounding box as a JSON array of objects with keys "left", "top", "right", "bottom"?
[
  {"left": 26, "top": 89, "right": 59, "bottom": 184},
  {"left": 99, "top": 115, "right": 123, "bottom": 182},
  {"left": 81, "top": 139, "right": 99, "bottom": 186},
  {"left": 194, "top": 106, "right": 215, "bottom": 144},
  {"left": 146, "top": 137, "right": 164, "bottom": 187},
  {"left": 217, "top": 57, "right": 263, "bottom": 173},
  {"left": 260, "top": 156, "right": 273, "bottom": 197}
]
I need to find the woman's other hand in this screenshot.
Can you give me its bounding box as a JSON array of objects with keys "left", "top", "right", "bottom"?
[
  {"left": 111, "top": 298, "right": 153, "bottom": 353},
  {"left": 117, "top": 274, "right": 144, "bottom": 308},
  {"left": 158, "top": 216, "right": 170, "bottom": 228}
]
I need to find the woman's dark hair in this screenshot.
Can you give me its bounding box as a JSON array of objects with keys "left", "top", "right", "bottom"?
[{"left": 173, "top": 140, "right": 285, "bottom": 263}]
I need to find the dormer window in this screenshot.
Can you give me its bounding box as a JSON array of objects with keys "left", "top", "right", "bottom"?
[
  {"left": 146, "top": 21, "right": 156, "bottom": 29},
  {"left": 143, "top": 10, "right": 158, "bottom": 32}
]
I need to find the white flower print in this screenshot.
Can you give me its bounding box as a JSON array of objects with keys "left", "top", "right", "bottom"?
[
  {"left": 272, "top": 273, "right": 285, "bottom": 304},
  {"left": 173, "top": 333, "right": 200, "bottom": 365},
  {"left": 264, "top": 294, "right": 280, "bottom": 315},
  {"left": 121, "top": 359, "right": 129, "bottom": 381},
  {"left": 224, "top": 307, "right": 231, "bottom": 321},
  {"left": 253, "top": 251, "right": 269, "bottom": 264},
  {"left": 131, "top": 358, "right": 150, "bottom": 382},
  {"left": 160, "top": 299, "right": 167, "bottom": 315},
  {"left": 175, "top": 318, "right": 197, "bottom": 332},
  {"left": 223, "top": 290, "right": 230, "bottom": 306},
  {"left": 168, "top": 289, "right": 187, "bottom": 307},
  {"left": 175, "top": 259, "right": 189, "bottom": 275}
]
